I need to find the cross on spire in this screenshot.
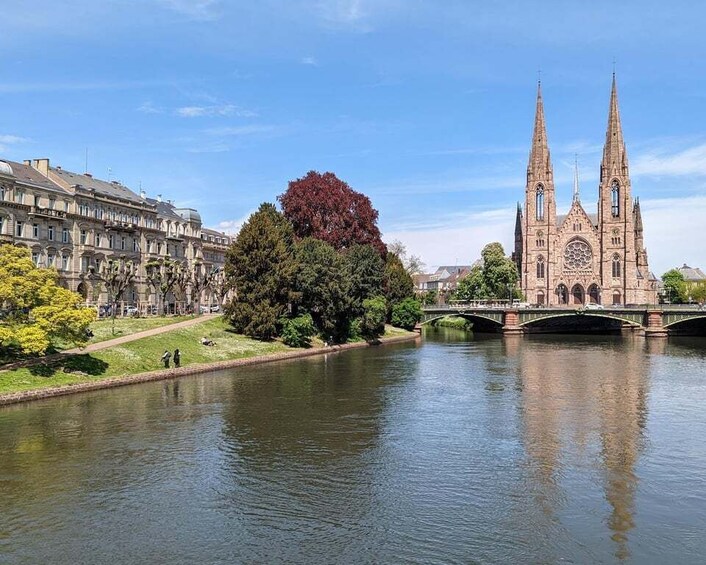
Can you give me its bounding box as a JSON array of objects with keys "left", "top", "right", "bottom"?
[{"left": 573, "top": 154, "right": 580, "bottom": 203}]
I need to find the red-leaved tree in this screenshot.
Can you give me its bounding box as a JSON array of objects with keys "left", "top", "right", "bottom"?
[{"left": 278, "top": 171, "right": 386, "bottom": 256}]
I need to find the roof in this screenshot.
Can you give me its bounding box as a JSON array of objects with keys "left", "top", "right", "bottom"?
[
  {"left": 146, "top": 198, "right": 185, "bottom": 221},
  {"left": 557, "top": 212, "right": 598, "bottom": 228},
  {"left": 51, "top": 167, "right": 144, "bottom": 203},
  {"left": 5, "top": 160, "right": 69, "bottom": 193},
  {"left": 0, "top": 161, "right": 12, "bottom": 176},
  {"left": 434, "top": 265, "right": 472, "bottom": 275},
  {"left": 678, "top": 264, "right": 706, "bottom": 282},
  {"left": 174, "top": 208, "right": 202, "bottom": 223}
]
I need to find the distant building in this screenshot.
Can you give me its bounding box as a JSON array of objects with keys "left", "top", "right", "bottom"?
[
  {"left": 413, "top": 265, "right": 474, "bottom": 294},
  {"left": 512, "top": 76, "right": 658, "bottom": 306}
]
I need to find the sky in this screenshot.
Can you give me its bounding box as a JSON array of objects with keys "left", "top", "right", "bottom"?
[{"left": 1, "top": 0, "right": 705, "bottom": 275}]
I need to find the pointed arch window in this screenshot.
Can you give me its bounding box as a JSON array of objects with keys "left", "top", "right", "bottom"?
[
  {"left": 535, "top": 185, "right": 545, "bottom": 221},
  {"left": 611, "top": 180, "right": 620, "bottom": 217},
  {"left": 536, "top": 255, "right": 545, "bottom": 279},
  {"left": 612, "top": 253, "right": 621, "bottom": 278}
]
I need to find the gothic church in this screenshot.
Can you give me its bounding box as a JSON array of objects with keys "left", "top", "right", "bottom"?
[{"left": 513, "top": 76, "right": 658, "bottom": 306}]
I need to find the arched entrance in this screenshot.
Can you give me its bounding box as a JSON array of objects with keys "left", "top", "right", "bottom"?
[
  {"left": 557, "top": 284, "right": 568, "bottom": 305},
  {"left": 588, "top": 284, "right": 601, "bottom": 304},
  {"left": 536, "top": 290, "right": 545, "bottom": 306},
  {"left": 612, "top": 290, "right": 622, "bottom": 305},
  {"left": 571, "top": 284, "right": 585, "bottom": 305}
]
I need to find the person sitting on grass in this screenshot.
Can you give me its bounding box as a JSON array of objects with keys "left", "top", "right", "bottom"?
[{"left": 200, "top": 336, "right": 215, "bottom": 346}]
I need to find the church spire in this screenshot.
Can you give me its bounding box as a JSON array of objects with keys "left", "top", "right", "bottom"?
[
  {"left": 601, "top": 73, "right": 628, "bottom": 180},
  {"left": 573, "top": 154, "right": 580, "bottom": 203},
  {"left": 527, "top": 81, "right": 552, "bottom": 182}
]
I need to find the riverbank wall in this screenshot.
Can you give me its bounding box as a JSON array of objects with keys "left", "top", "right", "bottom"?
[{"left": 0, "top": 333, "right": 420, "bottom": 407}]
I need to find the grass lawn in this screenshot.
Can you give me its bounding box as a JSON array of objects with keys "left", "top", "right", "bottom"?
[
  {"left": 0, "top": 319, "right": 417, "bottom": 396},
  {"left": 87, "top": 315, "right": 197, "bottom": 344}
]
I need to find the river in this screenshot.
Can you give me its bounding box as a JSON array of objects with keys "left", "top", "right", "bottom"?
[{"left": 1, "top": 329, "right": 706, "bottom": 564}]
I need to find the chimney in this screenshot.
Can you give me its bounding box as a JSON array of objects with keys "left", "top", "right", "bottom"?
[
  {"left": 31, "top": 158, "right": 50, "bottom": 177},
  {"left": 23, "top": 160, "right": 31, "bottom": 166},
  {"left": 157, "top": 194, "right": 162, "bottom": 202}
]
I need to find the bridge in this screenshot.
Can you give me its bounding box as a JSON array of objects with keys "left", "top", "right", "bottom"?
[{"left": 421, "top": 304, "right": 706, "bottom": 337}]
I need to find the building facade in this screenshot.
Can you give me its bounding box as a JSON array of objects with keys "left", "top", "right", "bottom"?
[
  {"left": 0, "top": 158, "right": 233, "bottom": 313},
  {"left": 513, "top": 77, "right": 658, "bottom": 306}
]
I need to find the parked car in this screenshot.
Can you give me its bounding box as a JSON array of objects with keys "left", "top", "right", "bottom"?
[
  {"left": 209, "top": 304, "right": 220, "bottom": 313},
  {"left": 123, "top": 305, "right": 139, "bottom": 316},
  {"left": 199, "top": 304, "right": 221, "bottom": 313},
  {"left": 98, "top": 305, "right": 113, "bottom": 318},
  {"left": 584, "top": 303, "right": 604, "bottom": 310}
]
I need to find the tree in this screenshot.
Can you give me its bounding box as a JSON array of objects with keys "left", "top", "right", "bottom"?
[
  {"left": 88, "top": 255, "right": 136, "bottom": 333},
  {"left": 344, "top": 244, "right": 384, "bottom": 316},
  {"left": 280, "top": 313, "right": 316, "bottom": 348},
  {"left": 224, "top": 203, "right": 298, "bottom": 340},
  {"left": 662, "top": 269, "right": 687, "bottom": 304},
  {"left": 145, "top": 257, "right": 182, "bottom": 315},
  {"left": 0, "top": 245, "right": 95, "bottom": 356},
  {"left": 361, "top": 295, "right": 387, "bottom": 341},
  {"left": 383, "top": 251, "right": 414, "bottom": 319},
  {"left": 391, "top": 298, "right": 422, "bottom": 330},
  {"left": 294, "top": 238, "right": 350, "bottom": 343},
  {"left": 455, "top": 243, "right": 520, "bottom": 301},
  {"left": 278, "top": 171, "right": 386, "bottom": 256},
  {"left": 387, "top": 239, "right": 426, "bottom": 275},
  {"left": 186, "top": 261, "right": 217, "bottom": 315}
]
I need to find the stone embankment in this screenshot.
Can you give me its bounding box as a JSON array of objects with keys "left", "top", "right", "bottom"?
[{"left": 0, "top": 333, "right": 420, "bottom": 407}]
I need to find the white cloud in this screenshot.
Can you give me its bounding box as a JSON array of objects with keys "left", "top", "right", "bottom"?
[
  {"left": 633, "top": 143, "right": 706, "bottom": 177},
  {"left": 205, "top": 124, "right": 280, "bottom": 137},
  {"left": 0, "top": 133, "right": 29, "bottom": 153},
  {"left": 300, "top": 56, "right": 318, "bottom": 66},
  {"left": 137, "top": 101, "right": 163, "bottom": 114},
  {"left": 176, "top": 104, "right": 257, "bottom": 118},
  {"left": 211, "top": 211, "right": 257, "bottom": 235}
]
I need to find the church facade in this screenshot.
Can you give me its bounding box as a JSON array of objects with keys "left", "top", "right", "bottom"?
[{"left": 513, "top": 76, "right": 658, "bottom": 306}]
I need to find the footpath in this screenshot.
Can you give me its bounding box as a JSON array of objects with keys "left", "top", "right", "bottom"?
[{"left": 0, "top": 332, "right": 420, "bottom": 407}]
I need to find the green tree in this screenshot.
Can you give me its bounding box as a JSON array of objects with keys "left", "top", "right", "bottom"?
[
  {"left": 661, "top": 269, "right": 687, "bottom": 304},
  {"left": 0, "top": 245, "right": 95, "bottom": 356},
  {"left": 391, "top": 298, "right": 422, "bottom": 330},
  {"left": 345, "top": 244, "right": 384, "bottom": 315},
  {"left": 224, "top": 203, "right": 298, "bottom": 340},
  {"left": 280, "top": 313, "right": 316, "bottom": 348},
  {"left": 456, "top": 243, "right": 519, "bottom": 301},
  {"left": 294, "top": 238, "right": 350, "bottom": 342},
  {"left": 383, "top": 251, "right": 414, "bottom": 319},
  {"left": 360, "top": 295, "right": 387, "bottom": 341}
]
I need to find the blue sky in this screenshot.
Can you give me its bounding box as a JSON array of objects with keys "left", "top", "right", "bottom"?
[{"left": 1, "top": 0, "right": 705, "bottom": 274}]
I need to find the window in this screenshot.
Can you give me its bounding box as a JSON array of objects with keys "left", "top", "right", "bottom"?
[
  {"left": 80, "top": 230, "right": 87, "bottom": 245},
  {"left": 121, "top": 236, "right": 126, "bottom": 251},
  {"left": 157, "top": 242, "right": 163, "bottom": 255},
  {"left": 536, "top": 255, "right": 545, "bottom": 279},
  {"left": 15, "top": 221, "right": 23, "bottom": 237},
  {"left": 535, "top": 185, "right": 545, "bottom": 221},
  {"left": 47, "top": 253, "right": 55, "bottom": 267},
  {"left": 564, "top": 239, "right": 592, "bottom": 270},
  {"left": 109, "top": 234, "right": 115, "bottom": 249},
  {"left": 611, "top": 180, "right": 620, "bottom": 217},
  {"left": 0, "top": 217, "right": 3, "bottom": 234},
  {"left": 33, "top": 224, "right": 39, "bottom": 238},
  {"left": 536, "top": 291, "right": 545, "bottom": 305},
  {"left": 61, "top": 255, "right": 69, "bottom": 271},
  {"left": 15, "top": 190, "right": 24, "bottom": 204},
  {"left": 48, "top": 197, "right": 55, "bottom": 210},
  {"left": 31, "top": 252, "right": 39, "bottom": 265},
  {"left": 133, "top": 239, "right": 139, "bottom": 252},
  {"left": 34, "top": 194, "right": 40, "bottom": 206},
  {"left": 81, "top": 257, "right": 90, "bottom": 273},
  {"left": 62, "top": 227, "right": 69, "bottom": 243},
  {"left": 612, "top": 254, "right": 621, "bottom": 278},
  {"left": 0, "top": 187, "right": 5, "bottom": 200},
  {"left": 95, "top": 233, "right": 101, "bottom": 247},
  {"left": 557, "top": 284, "right": 568, "bottom": 305},
  {"left": 48, "top": 225, "right": 55, "bottom": 241}
]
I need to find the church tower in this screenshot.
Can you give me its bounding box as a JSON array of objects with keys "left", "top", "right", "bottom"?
[
  {"left": 520, "top": 82, "right": 557, "bottom": 304},
  {"left": 598, "top": 75, "right": 639, "bottom": 305}
]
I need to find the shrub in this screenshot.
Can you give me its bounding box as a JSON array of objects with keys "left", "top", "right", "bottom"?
[
  {"left": 391, "top": 298, "right": 422, "bottom": 330},
  {"left": 280, "top": 314, "right": 316, "bottom": 348},
  {"left": 361, "top": 296, "right": 387, "bottom": 341}
]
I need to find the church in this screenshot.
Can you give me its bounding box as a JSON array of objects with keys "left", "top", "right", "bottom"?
[{"left": 512, "top": 76, "right": 658, "bottom": 306}]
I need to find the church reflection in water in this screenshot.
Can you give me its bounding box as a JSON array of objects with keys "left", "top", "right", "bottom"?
[{"left": 508, "top": 335, "right": 651, "bottom": 561}]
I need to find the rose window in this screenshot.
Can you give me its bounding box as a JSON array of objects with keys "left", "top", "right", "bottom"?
[{"left": 564, "top": 240, "right": 592, "bottom": 269}]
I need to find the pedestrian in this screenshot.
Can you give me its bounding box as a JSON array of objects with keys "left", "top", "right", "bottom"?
[
  {"left": 173, "top": 348, "right": 180, "bottom": 368},
  {"left": 161, "top": 349, "right": 171, "bottom": 368}
]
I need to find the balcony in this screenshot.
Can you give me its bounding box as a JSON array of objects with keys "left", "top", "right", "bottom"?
[
  {"left": 0, "top": 233, "right": 13, "bottom": 243},
  {"left": 104, "top": 220, "right": 138, "bottom": 232},
  {"left": 29, "top": 206, "right": 67, "bottom": 219}
]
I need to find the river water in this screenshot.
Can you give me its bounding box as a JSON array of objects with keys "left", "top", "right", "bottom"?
[{"left": 1, "top": 329, "right": 706, "bottom": 564}]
